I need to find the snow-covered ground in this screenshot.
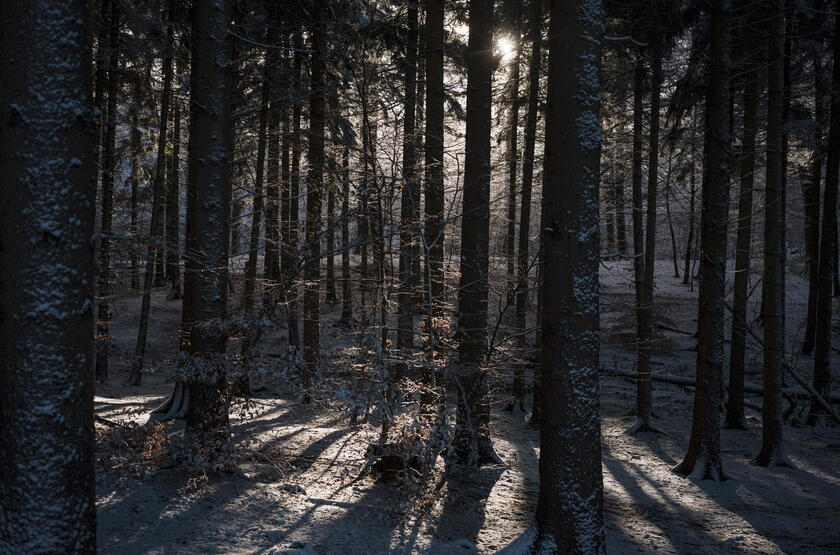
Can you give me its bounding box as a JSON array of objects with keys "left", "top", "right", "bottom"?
[{"left": 95, "top": 259, "right": 840, "bottom": 553}]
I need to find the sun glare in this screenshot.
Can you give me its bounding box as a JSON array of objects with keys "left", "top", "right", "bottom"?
[{"left": 496, "top": 36, "right": 516, "bottom": 63}]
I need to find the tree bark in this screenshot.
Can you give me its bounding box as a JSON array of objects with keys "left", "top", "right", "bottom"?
[
  {"left": 130, "top": 0, "right": 176, "bottom": 386},
  {"left": 725, "top": 37, "right": 759, "bottom": 431},
  {"left": 184, "top": 0, "right": 234, "bottom": 442},
  {"left": 130, "top": 98, "right": 142, "bottom": 291},
  {"left": 530, "top": 0, "right": 606, "bottom": 549},
  {"left": 809, "top": 0, "right": 840, "bottom": 425},
  {"left": 673, "top": 0, "right": 731, "bottom": 481},
  {"left": 631, "top": 29, "right": 663, "bottom": 434},
  {"left": 397, "top": 2, "right": 419, "bottom": 366},
  {"left": 0, "top": 0, "right": 96, "bottom": 548},
  {"left": 325, "top": 85, "right": 339, "bottom": 307},
  {"left": 303, "top": 2, "right": 327, "bottom": 403},
  {"left": 682, "top": 111, "right": 698, "bottom": 286},
  {"left": 755, "top": 0, "right": 787, "bottom": 466},
  {"left": 631, "top": 52, "right": 645, "bottom": 312},
  {"left": 166, "top": 91, "right": 182, "bottom": 298},
  {"left": 95, "top": 0, "right": 121, "bottom": 384},
  {"left": 241, "top": 39, "right": 271, "bottom": 317},
  {"left": 340, "top": 129, "right": 354, "bottom": 324},
  {"left": 802, "top": 52, "right": 825, "bottom": 355},
  {"left": 513, "top": 0, "right": 542, "bottom": 412},
  {"left": 263, "top": 27, "right": 282, "bottom": 313},
  {"left": 286, "top": 31, "right": 304, "bottom": 349},
  {"left": 454, "top": 0, "right": 499, "bottom": 467},
  {"left": 424, "top": 0, "right": 446, "bottom": 380},
  {"left": 505, "top": 0, "right": 523, "bottom": 296}
]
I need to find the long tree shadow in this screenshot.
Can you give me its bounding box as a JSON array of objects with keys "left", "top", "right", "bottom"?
[{"left": 431, "top": 464, "right": 505, "bottom": 551}]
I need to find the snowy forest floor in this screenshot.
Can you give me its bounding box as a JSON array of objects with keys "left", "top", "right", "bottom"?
[{"left": 95, "top": 259, "right": 840, "bottom": 554}]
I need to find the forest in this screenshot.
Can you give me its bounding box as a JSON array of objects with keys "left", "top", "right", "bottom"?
[{"left": 0, "top": 0, "right": 839, "bottom": 552}]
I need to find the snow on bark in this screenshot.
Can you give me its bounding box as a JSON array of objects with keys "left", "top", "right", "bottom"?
[
  {"left": 0, "top": 1, "right": 96, "bottom": 551},
  {"left": 523, "top": 0, "right": 606, "bottom": 552}
]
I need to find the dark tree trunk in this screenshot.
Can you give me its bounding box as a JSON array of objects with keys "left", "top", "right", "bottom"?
[
  {"left": 340, "top": 134, "right": 354, "bottom": 324},
  {"left": 631, "top": 29, "right": 663, "bottom": 434},
  {"left": 166, "top": 93, "right": 182, "bottom": 298},
  {"left": 413, "top": 21, "right": 427, "bottom": 308},
  {"left": 664, "top": 152, "right": 680, "bottom": 279},
  {"left": 631, "top": 52, "right": 645, "bottom": 313},
  {"left": 529, "top": 0, "right": 606, "bottom": 550},
  {"left": 454, "top": 0, "right": 499, "bottom": 467},
  {"left": 423, "top": 0, "right": 446, "bottom": 399},
  {"left": 326, "top": 167, "right": 338, "bottom": 305},
  {"left": 95, "top": 0, "right": 121, "bottom": 384},
  {"left": 263, "top": 29, "right": 282, "bottom": 313},
  {"left": 130, "top": 0, "right": 176, "bottom": 386},
  {"left": 755, "top": 0, "right": 787, "bottom": 466},
  {"left": 803, "top": 53, "right": 826, "bottom": 355},
  {"left": 505, "top": 1, "right": 523, "bottom": 295},
  {"left": 683, "top": 110, "right": 698, "bottom": 287},
  {"left": 130, "top": 100, "right": 142, "bottom": 291},
  {"left": 93, "top": 0, "right": 110, "bottom": 194},
  {"left": 809, "top": 1, "right": 840, "bottom": 425},
  {"left": 513, "top": 0, "right": 542, "bottom": 412},
  {"left": 303, "top": 3, "right": 327, "bottom": 403},
  {"left": 0, "top": 0, "right": 96, "bottom": 548},
  {"left": 241, "top": 41, "right": 270, "bottom": 317},
  {"left": 725, "top": 38, "right": 759, "bottom": 431},
  {"left": 184, "top": 0, "right": 234, "bottom": 442},
  {"left": 673, "top": 0, "right": 731, "bottom": 481},
  {"left": 286, "top": 31, "right": 303, "bottom": 349},
  {"left": 398, "top": 2, "right": 419, "bottom": 365},
  {"left": 325, "top": 85, "right": 339, "bottom": 307}
]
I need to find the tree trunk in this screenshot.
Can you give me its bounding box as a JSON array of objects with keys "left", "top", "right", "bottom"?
[
  {"left": 303, "top": 3, "right": 326, "bottom": 404},
  {"left": 673, "top": 0, "right": 731, "bottom": 481},
  {"left": 286, "top": 31, "right": 303, "bottom": 350},
  {"left": 505, "top": 1, "right": 523, "bottom": 296},
  {"left": 130, "top": 0, "right": 175, "bottom": 386},
  {"left": 166, "top": 92, "right": 182, "bottom": 298},
  {"left": 631, "top": 52, "right": 645, "bottom": 312},
  {"left": 184, "top": 0, "right": 234, "bottom": 443},
  {"left": 513, "top": 0, "right": 542, "bottom": 412},
  {"left": 809, "top": 0, "right": 840, "bottom": 425},
  {"left": 95, "top": 0, "right": 121, "bottom": 384},
  {"left": 803, "top": 53, "right": 826, "bottom": 355},
  {"left": 454, "top": 0, "right": 499, "bottom": 467},
  {"left": 725, "top": 38, "right": 759, "bottom": 431},
  {"left": 130, "top": 100, "right": 142, "bottom": 291},
  {"left": 529, "top": 0, "right": 606, "bottom": 549},
  {"left": 665, "top": 153, "right": 680, "bottom": 279},
  {"left": 631, "top": 29, "right": 662, "bottom": 434},
  {"left": 241, "top": 43, "right": 270, "bottom": 317},
  {"left": 263, "top": 30, "right": 282, "bottom": 313},
  {"left": 423, "top": 0, "right": 446, "bottom": 399},
  {"left": 683, "top": 111, "right": 698, "bottom": 286},
  {"left": 326, "top": 166, "right": 338, "bottom": 305},
  {"left": 755, "top": 0, "right": 787, "bottom": 466},
  {"left": 0, "top": 0, "right": 96, "bottom": 548},
  {"left": 325, "top": 78, "right": 340, "bottom": 307},
  {"left": 397, "top": 2, "right": 419, "bottom": 366},
  {"left": 340, "top": 132, "right": 354, "bottom": 324},
  {"left": 93, "top": 0, "right": 110, "bottom": 195}
]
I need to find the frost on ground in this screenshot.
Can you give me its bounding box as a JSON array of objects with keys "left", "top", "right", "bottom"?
[{"left": 96, "top": 260, "right": 840, "bottom": 554}]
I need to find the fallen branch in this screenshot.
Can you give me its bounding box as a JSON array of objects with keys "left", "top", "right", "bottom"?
[
  {"left": 602, "top": 367, "right": 840, "bottom": 405},
  {"left": 95, "top": 414, "right": 131, "bottom": 429},
  {"left": 656, "top": 323, "right": 695, "bottom": 336},
  {"left": 782, "top": 364, "right": 840, "bottom": 424},
  {"left": 726, "top": 307, "right": 840, "bottom": 423}
]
